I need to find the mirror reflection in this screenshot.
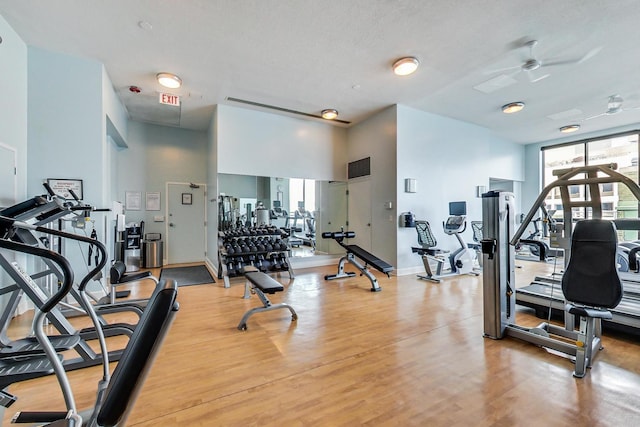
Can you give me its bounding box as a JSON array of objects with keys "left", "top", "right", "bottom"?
[{"left": 218, "top": 174, "right": 348, "bottom": 257}]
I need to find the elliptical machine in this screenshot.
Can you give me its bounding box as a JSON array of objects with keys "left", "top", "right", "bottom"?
[{"left": 443, "top": 201, "right": 479, "bottom": 276}]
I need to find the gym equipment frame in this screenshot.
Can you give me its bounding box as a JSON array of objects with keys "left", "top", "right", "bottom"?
[
  {"left": 514, "top": 163, "right": 640, "bottom": 332},
  {"left": 481, "top": 191, "right": 622, "bottom": 377},
  {"left": 322, "top": 230, "right": 393, "bottom": 292}
]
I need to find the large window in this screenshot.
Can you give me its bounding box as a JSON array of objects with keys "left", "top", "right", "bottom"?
[
  {"left": 288, "top": 178, "right": 316, "bottom": 214},
  {"left": 542, "top": 131, "right": 639, "bottom": 240}
]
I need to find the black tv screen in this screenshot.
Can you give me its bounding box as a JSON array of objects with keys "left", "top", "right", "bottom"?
[{"left": 449, "top": 201, "right": 466, "bottom": 216}]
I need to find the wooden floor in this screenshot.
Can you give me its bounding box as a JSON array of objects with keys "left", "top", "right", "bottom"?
[{"left": 3, "top": 260, "right": 640, "bottom": 426}]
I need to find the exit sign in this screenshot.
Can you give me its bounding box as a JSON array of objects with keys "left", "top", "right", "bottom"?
[{"left": 159, "top": 93, "right": 180, "bottom": 106}]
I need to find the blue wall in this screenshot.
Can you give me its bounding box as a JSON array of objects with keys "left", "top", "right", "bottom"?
[
  {"left": 115, "top": 120, "right": 209, "bottom": 237},
  {"left": 27, "top": 47, "right": 104, "bottom": 204},
  {"left": 0, "top": 14, "right": 28, "bottom": 200}
]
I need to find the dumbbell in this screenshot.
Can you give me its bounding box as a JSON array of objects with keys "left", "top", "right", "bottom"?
[
  {"left": 279, "top": 254, "right": 289, "bottom": 270},
  {"left": 226, "top": 261, "right": 237, "bottom": 277},
  {"left": 257, "top": 254, "right": 266, "bottom": 271}
]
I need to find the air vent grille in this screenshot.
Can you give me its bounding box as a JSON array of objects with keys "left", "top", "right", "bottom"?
[
  {"left": 226, "top": 97, "right": 351, "bottom": 124},
  {"left": 348, "top": 157, "right": 370, "bottom": 179}
]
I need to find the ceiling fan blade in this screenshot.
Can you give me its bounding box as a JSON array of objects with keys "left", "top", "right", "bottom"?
[
  {"left": 529, "top": 72, "right": 550, "bottom": 83},
  {"left": 542, "top": 46, "right": 603, "bottom": 68},
  {"left": 577, "top": 46, "right": 603, "bottom": 64},
  {"left": 482, "top": 64, "right": 522, "bottom": 75},
  {"left": 541, "top": 58, "right": 581, "bottom": 67},
  {"left": 583, "top": 112, "right": 606, "bottom": 121}
]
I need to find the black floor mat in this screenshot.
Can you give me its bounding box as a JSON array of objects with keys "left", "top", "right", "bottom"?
[{"left": 159, "top": 265, "right": 215, "bottom": 287}]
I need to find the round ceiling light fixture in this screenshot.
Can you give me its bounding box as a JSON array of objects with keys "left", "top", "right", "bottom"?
[
  {"left": 321, "top": 109, "right": 339, "bottom": 120},
  {"left": 560, "top": 124, "right": 581, "bottom": 133},
  {"left": 501, "top": 102, "right": 525, "bottom": 114},
  {"left": 393, "top": 57, "right": 419, "bottom": 76},
  {"left": 156, "top": 72, "right": 182, "bottom": 89}
]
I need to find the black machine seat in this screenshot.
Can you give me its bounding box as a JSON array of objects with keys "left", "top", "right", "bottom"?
[
  {"left": 13, "top": 280, "right": 179, "bottom": 426},
  {"left": 560, "top": 219, "right": 623, "bottom": 378},
  {"left": 242, "top": 266, "right": 284, "bottom": 294},
  {"left": 344, "top": 245, "right": 394, "bottom": 274},
  {"left": 562, "top": 219, "right": 623, "bottom": 309},
  {"left": 95, "top": 279, "right": 178, "bottom": 427}
]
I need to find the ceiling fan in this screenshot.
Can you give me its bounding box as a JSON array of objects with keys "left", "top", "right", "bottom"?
[
  {"left": 486, "top": 40, "right": 601, "bottom": 83},
  {"left": 583, "top": 95, "right": 640, "bottom": 121}
]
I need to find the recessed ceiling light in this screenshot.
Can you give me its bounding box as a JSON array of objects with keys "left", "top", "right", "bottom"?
[
  {"left": 321, "top": 109, "right": 339, "bottom": 120},
  {"left": 157, "top": 72, "right": 182, "bottom": 89},
  {"left": 502, "top": 102, "right": 525, "bottom": 114},
  {"left": 560, "top": 124, "right": 580, "bottom": 133},
  {"left": 393, "top": 57, "right": 419, "bottom": 76}
]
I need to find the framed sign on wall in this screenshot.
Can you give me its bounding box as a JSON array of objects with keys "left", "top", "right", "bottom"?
[{"left": 47, "top": 178, "right": 83, "bottom": 200}]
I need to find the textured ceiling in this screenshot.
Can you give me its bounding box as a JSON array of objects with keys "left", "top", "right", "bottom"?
[{"left": 1, "top": 0, "right": 640, "bottom": 144}]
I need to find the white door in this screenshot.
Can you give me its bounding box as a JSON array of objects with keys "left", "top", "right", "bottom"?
[
  {"left": 166, "top": 183, "right": 206, "bottom": 264},
  {"left": 347, "top": 178, "right": 372, "bottom": 251}
]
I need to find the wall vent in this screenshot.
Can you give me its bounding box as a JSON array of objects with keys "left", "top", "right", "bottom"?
[
  {"left": 348, "top": 157, "right": 371, "bottom": 179},
  {"left": 226, "top": 97, "right": 351, "bottom": 124}
]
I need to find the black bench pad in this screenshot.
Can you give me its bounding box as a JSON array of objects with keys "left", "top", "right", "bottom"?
[
  {"left": 345, "top": 245, "right": 394, "bottom": 274},
  {"left": 242, "top": 266, "right": 284, "bottom": 294}
]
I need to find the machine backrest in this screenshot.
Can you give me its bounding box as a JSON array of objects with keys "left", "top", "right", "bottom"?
[
  {"left": 96, "top": 279, "right": 179, "bottom": 426},
  {"left": 109, "top": 261, "right": 127, "bottom": 284},
  {"left": 415, "top": 220, "right": 437, "bottom": 249},
  {"left": 471, "top": 221, "right": 483, "bottom": 243},
  {"left": 561, "top": 220, "right": 622, "bottom": 308}
]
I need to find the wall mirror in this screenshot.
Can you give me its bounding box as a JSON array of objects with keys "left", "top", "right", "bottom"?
[{"left": 218, "top": 174, "right": 348, "bottom": 257}]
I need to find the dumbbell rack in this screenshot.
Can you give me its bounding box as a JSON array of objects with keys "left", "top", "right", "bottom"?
[{"left": 217, "top": 226, "right": 295, "bottom": 288}]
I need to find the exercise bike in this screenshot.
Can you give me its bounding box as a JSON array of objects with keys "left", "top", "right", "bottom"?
[
  {"left": 411, "top": 202, "right": 479, "bottom": 282},
  {"left": 443, "top": 215, "right": 479, "bottom": 276}
]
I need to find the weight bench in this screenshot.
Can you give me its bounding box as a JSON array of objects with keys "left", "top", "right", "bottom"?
[
  {"left": 322, "top": 230, "right": 394, "bottom": 292},
  {"left": 237, "top": 266, "right": 298, "bottom": 330}
]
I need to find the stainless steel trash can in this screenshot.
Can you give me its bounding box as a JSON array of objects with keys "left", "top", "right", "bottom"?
[{"left": 143, "top": 240, "right": 164, "bottom": 268}]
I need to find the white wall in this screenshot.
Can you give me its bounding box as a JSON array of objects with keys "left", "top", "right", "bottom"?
[
  {"left": 206, "top": 107, "right": 218, "bottom": 270},
  {"left": 395, "top": 105, "right": 525, "bottom": 273},
  {"left": 346, "top": 106, "right": 398, "bottom": 266},
  {"left": 217, "top": 104, "right": 348, "bottom": 180}
]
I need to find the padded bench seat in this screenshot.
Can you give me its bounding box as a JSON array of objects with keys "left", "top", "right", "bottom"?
[
  {"left": 243, "top": 266, "right": 284, "bottom": 294},
  {"left": 237, "top": 266, "right": 297, "bottom": 330},
  {"left": 345, "top": 245, "right": 394, "bottom": 274}
]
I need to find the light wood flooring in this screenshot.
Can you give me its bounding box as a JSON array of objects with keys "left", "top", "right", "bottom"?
[{"left": 2, "top": 260, "right": 640, "bottom": 426}]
